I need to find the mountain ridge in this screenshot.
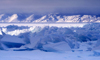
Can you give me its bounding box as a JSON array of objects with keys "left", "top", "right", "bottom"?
[{"left": 0, "top": 13, "right": 100, "bottom": 23}]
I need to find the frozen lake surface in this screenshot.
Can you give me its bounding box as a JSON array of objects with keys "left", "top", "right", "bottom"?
[
  {"left": 0, "top": 50, "right": 100, "bottom": 60},
  {"left": 0, "top": 23, "right": 87, "bottom": 27}
]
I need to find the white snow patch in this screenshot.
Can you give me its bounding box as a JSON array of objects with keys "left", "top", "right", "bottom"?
[
  {"left": 25, "top": 14, "right": 34, "bottom": 22},
  {"left": 8, "top": 14, "right": 18, "bottom": 22}
]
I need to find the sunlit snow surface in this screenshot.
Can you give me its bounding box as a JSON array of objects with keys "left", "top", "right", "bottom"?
[{"left": 0, "top": 23, "right": 100, "bottom": 60}]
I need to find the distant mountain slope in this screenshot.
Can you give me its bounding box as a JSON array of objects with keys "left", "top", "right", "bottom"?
[{"left": 0, "top": 13, "right": 100, "bottom": 23}]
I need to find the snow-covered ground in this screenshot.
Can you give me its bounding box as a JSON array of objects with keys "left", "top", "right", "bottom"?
[
  {"left": 0, "top": 50, "right": 100, "bottom": 60},
  {"left": 0, "top": 23, "right": 100, "bottom": 60}
]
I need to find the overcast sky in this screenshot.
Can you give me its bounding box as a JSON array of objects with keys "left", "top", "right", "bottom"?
[{"left": 0, "top": 0, "right": 100, "bottom": 15}]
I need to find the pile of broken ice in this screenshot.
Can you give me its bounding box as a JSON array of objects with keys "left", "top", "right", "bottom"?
[{"left": 0, "top": 23, "right": 100, "bottom": 52}]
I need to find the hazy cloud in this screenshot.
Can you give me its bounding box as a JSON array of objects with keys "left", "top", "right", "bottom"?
[{"left": 0, "top": 0, "right": 100, "bottom": 15}]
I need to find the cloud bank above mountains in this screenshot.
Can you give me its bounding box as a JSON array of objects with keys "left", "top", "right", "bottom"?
[{"left": 0, "top": 0, "right": 100, "bottom": 15}]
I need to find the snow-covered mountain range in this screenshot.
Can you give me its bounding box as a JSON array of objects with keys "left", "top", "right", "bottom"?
[{"left": 0, "top": 13, "right": 100, "bottom": 23}]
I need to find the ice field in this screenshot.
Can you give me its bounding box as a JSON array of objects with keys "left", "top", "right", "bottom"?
[
  {"left": 0, "top": 0, "right": 100, "bottom": 60},
  {"left": 0, "top": 23, "right": 100, "bottom": 60},
  {"left": 0, "top": 50, "right": 100, "bottom": 60},
  {"left": 0, "top": 23, "right": 86, "bottom": 27}
]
